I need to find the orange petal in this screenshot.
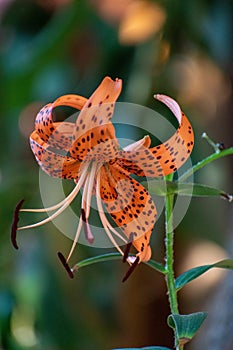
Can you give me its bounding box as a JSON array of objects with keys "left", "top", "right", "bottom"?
[
  {"left": 34, "top": 94, "right": 87, "bottom": 144},
  {"left": 34, "top": 103, "right": 54, "bottom": 143},
  {"left": 53, "top": 94, "right": 87, "bottom": 110},
  {"left": 46, "top": 122, "right": 75, "bottom": 151},
  {"left": 117, "top": 95, "right": 194, "bottom": 177},
  {"left": 70, "top": 77, "right": 122, "bottom": 161},
  {"left": 122, "top": 135, "right": 151, "bottom": 152},
  {"left": 30, "top": 131, "right": 81, "bottom": 179},
  {"left": 70, "top": 124, "right": 120, "bottom": 163},
  {"left": 99, "top": 163, "right": 156, "bottom": 262}
]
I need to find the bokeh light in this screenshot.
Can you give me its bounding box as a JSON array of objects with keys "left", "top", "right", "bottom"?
[{"left": 0, "top": 0, "right": 232, "bottom": 349}]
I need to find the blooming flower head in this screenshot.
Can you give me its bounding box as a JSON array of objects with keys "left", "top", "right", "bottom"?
[{"left": 12, "top": 77, "right": 194, "bottom": 280}]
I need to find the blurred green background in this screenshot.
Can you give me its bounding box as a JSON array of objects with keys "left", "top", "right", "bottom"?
[{"left": 0, "top": 0, "right": 232, "bottom": 349}]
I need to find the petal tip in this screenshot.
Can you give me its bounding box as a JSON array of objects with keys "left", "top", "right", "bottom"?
[{"left": 153, "top": 94, "right": 182, "bottom": 124}]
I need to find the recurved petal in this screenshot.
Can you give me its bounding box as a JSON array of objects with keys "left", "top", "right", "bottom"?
[
  {"left": 30, "top": 131, "right": 81, "bottom": 179},
  {"left": 70, "top": 77, "right": 122, "bottom": 161},
  {"left": 99, "top": 163, "right": 156, "bottom": 262},
  {"left": 117, "top": 95, "right": 194, "bottom": 177},
  {"left": 35, "top": 103, "right": 54, "bottom": 143},
  {"left": 34, "top": 94, "right": 87, "bottom": 147},
  {"left": 53, "top": 94, "right": 87, "bottom": 110}
]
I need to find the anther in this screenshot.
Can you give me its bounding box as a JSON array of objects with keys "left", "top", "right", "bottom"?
[
  {"left": 123, "top": 233, "right": 134, "bottom": 263},
  {"left": 11, "top": 199, "right": 24, "bottom": 249},
  {"left": 81, "top": 208, "right": 94, "bottom": 244},
  {"left": 216, "top": 142, "right": 225, "bottom": 151},
  {"left": 122, "top": 256, "right": 140, "bottom": 282},
  {"left": 57, "top": 252, "right": 74, "bottom": 279}
]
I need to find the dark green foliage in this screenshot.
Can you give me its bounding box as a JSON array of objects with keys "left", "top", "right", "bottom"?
[{"left": 0, "top": 0, "right": 232, "bottom": 349}]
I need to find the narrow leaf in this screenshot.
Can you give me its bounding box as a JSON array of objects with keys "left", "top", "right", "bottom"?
[
  {"left": 113, "top": 347, "right": 171, "bottom": 350},
  {"left": 146, "top": 180, "right": 232, "bottom": 200},
  {"left": 175, "top": 259, "right": 233, "bottom": 290},
  {"left": 179, "top": 147, "right": 233, "bottom": 182},
  {"left": 178, "top": 183, "right": 232, "bottom": 200},
  {"left": 214, "top": 259, "right": 233, "bottom": 269},
  {"left": 168, "top": 312, "right": 207, "bottom": 346},
  {"left": 75, "top": 252, "right": 123, "bottom": 269},
  {"left": 146, "top": 260, "right": 167, "bottom": 274},
  {"left": 74, "top": 252, "right": 166, "bottom": 274}
]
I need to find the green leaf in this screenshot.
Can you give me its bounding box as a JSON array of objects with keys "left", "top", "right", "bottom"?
[
  {"left": 75, "top": 252, "right": 122, "bottom": 268},
  {"left": 74, "top": 253, "right": 166, "bottom": 274},
  {"left": 167, "top": 312, "right": 207, "bottom": 346},
  {"left": 175, "top": 259, "right": 233, "bottom": 290},
  {"left": 179, "top": 183, "right": 232, "bottom": 200},
  {"left": 144, "top": 260, "right": 166, "bottom": 274},
  {"left": 113, "top": 347, "right": 171, "bottom": 350},
  {"left": 146, "top": 180, "right": 232, "bottom": 200},
  {"left": 179, "top": 147, "right": 233, "bottom": 182}
]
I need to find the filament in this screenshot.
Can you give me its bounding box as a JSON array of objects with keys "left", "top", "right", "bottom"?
[
  {"left": 66, "top": 218, "right": 83, "bottom": 262},
  {"left": 96, "top": 171, "right": 125, "bottom": 256},
  {"left": 20, "top": 162, "right": 89, "bottom": 213},
  {"left": 18, "top": 164, "right": 89, "bottom": 230}
]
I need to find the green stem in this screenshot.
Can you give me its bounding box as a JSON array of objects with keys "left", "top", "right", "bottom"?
[
  {"left": 179, "top": 147, "right": 233, "bottom": 182},
  {"left": 164, "top": 174, "right": 182, "bottom": 350}
]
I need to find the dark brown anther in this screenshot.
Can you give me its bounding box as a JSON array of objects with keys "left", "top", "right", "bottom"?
[
  {"left": 57, "top": 252, "right": 74, "bottom": 279},
  {"left": 123, "top": 242, "right": 132, "bottom": 263},
  {"left": 11, "top": 199, "right": 24, "bottom": 249},
  {"left": 216, "top": 142, "right": 225, "bottom": 151},
  {"left": 221, "top": 192, "right": 233, "bottom": 202},
  {"left": 123, "top": 232, "right": 134, "bottom": 262},
  {"left": 122, "top": 256, "right": 140, "bottom": 283},
  {"left": 81, "top": 208, "right": 87, "bottom": 222},
  {"left": 81, "top": 208, "right": 94, "bottom": 244}
]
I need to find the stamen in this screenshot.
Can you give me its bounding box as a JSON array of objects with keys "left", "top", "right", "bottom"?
[
  {"left": 57, "top": 252, "right": 74, "bottom": 279},
  {"left": 85, "top": 162, "right": 98, "bottom": 219},
  {"left": 18, "top": 165, "right": 89, "bottom": 231},
  {"left": 20, "top": 185, "right": 80, "bottom": 213},
  {"left": 123, "top": 233, "right": 134, "bottom": 263},
  {"left": 106, "top": 217, "right": 127, "bottom": 243},
  {"left": 66, "top": 218, "right": 83, "bottom": 262},
  {"left": 11, "top": 199, "right": 24, "bottom": 249},
  {"left": 81, "top": 208, "right": 94, "bottom": 244},
  {"left": 96, "top": 172, "right": 125, "bottom": 256},
  {"left": 66, "top": 162, "right": 100, "bottom": 262},
  {"left": 96, "top": 172, "right": 127, "bottom": 244},
  {"left": 122, "top": 256, "right": 140, "bottom": 282}
]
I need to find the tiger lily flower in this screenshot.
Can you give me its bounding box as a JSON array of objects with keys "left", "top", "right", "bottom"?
[{"left": 12, "top": 77, "right": 194, "bottom": 280}]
